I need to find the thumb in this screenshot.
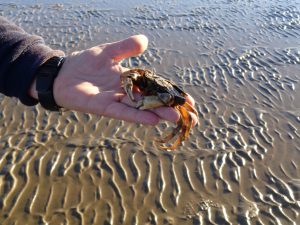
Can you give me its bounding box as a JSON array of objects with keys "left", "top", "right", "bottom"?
[{"left": 106, "top": 35, "right": 148, "bottom": 62}]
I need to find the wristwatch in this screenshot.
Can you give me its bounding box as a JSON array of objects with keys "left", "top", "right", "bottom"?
[{"left": 35, "top": 56, "right": 65, "bottom": 111}]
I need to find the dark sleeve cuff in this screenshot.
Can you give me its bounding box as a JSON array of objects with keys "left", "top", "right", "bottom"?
[
  {"left": 11, "top": 43, "right": 65, "bottom": 106},
  {"left": 0, "top": 16, "right": 65, "bottom": 106}
]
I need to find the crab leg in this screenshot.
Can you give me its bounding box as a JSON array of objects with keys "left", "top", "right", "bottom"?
[
  {"left": 183, "top": 101, "right": 198, "bottom": 117},
  {"left": 158, "top": 106, "right": 186, "bottom": 150},
  {"left": 160, "top": 105, "right": 193, "bottom": 150},
  {"left": 160, "top": 134, "right": 185, "bottom": 150},
  {"left": 156, "top": 116, "right": 183, "bottom": 144},
  {"left": 160, "top": 127, "right": 186, "bottom": 150},
  {"left": 179, "top": 105, "right": 192, "bottom": 140}
]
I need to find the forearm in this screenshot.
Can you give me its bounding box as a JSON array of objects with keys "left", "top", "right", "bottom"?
[{"left": 0, "top": 16, "right": 64, "bottom": 105}]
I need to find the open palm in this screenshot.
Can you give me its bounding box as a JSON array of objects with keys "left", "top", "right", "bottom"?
[{"left": 52, "top": 35, "right": 197, "bottom": 125}]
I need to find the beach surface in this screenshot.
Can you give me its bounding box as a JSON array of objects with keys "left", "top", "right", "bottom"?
[{"left": 0, "top": 0, "right": 300, "bottom": 224}]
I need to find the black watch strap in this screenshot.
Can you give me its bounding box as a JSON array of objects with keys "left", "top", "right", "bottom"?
[{"left": 36, "top": 56, "right": 65, "bottom": 111}]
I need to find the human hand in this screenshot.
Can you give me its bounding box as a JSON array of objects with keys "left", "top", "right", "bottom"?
[{"left": 33, "top": 35, "right": 198, "bottom": 125}]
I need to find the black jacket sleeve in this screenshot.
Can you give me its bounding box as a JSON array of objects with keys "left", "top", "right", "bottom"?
[{"left": 0, "top": 16, "right": 64, "bottom": 106}]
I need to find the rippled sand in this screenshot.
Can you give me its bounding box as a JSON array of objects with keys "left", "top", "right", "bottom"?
[{"left": 0, "top": 0, "right": 300, "bottom": 224}]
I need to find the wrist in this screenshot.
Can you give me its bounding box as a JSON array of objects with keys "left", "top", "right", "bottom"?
[{"left": 33, "top": 56, "right": 65, "bottom": 111}]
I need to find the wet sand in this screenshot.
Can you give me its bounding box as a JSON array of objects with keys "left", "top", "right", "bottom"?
[{"left": 0, "top": 0, "right": 300, "bottom": 224}]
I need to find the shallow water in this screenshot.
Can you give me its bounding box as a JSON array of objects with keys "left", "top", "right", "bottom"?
[{"left": 0, "top": 0, "right": 300, "bottom": 224}]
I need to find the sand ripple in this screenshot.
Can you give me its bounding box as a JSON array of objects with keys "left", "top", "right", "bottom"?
[{"left": 0, "top": 0, "right": 300, "bottom": 224}]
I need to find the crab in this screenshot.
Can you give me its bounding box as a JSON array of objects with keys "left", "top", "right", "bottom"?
[{"left": 121, "top": 68, "right": 198, "bottom": 150}]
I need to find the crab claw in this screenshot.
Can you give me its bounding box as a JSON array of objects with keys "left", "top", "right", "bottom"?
[
  {"left": 121, "top": 71, "right": 140, "bottom": 102},
  {"left": 136, "top": 95, "right": 165, "bottom": 110}
]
